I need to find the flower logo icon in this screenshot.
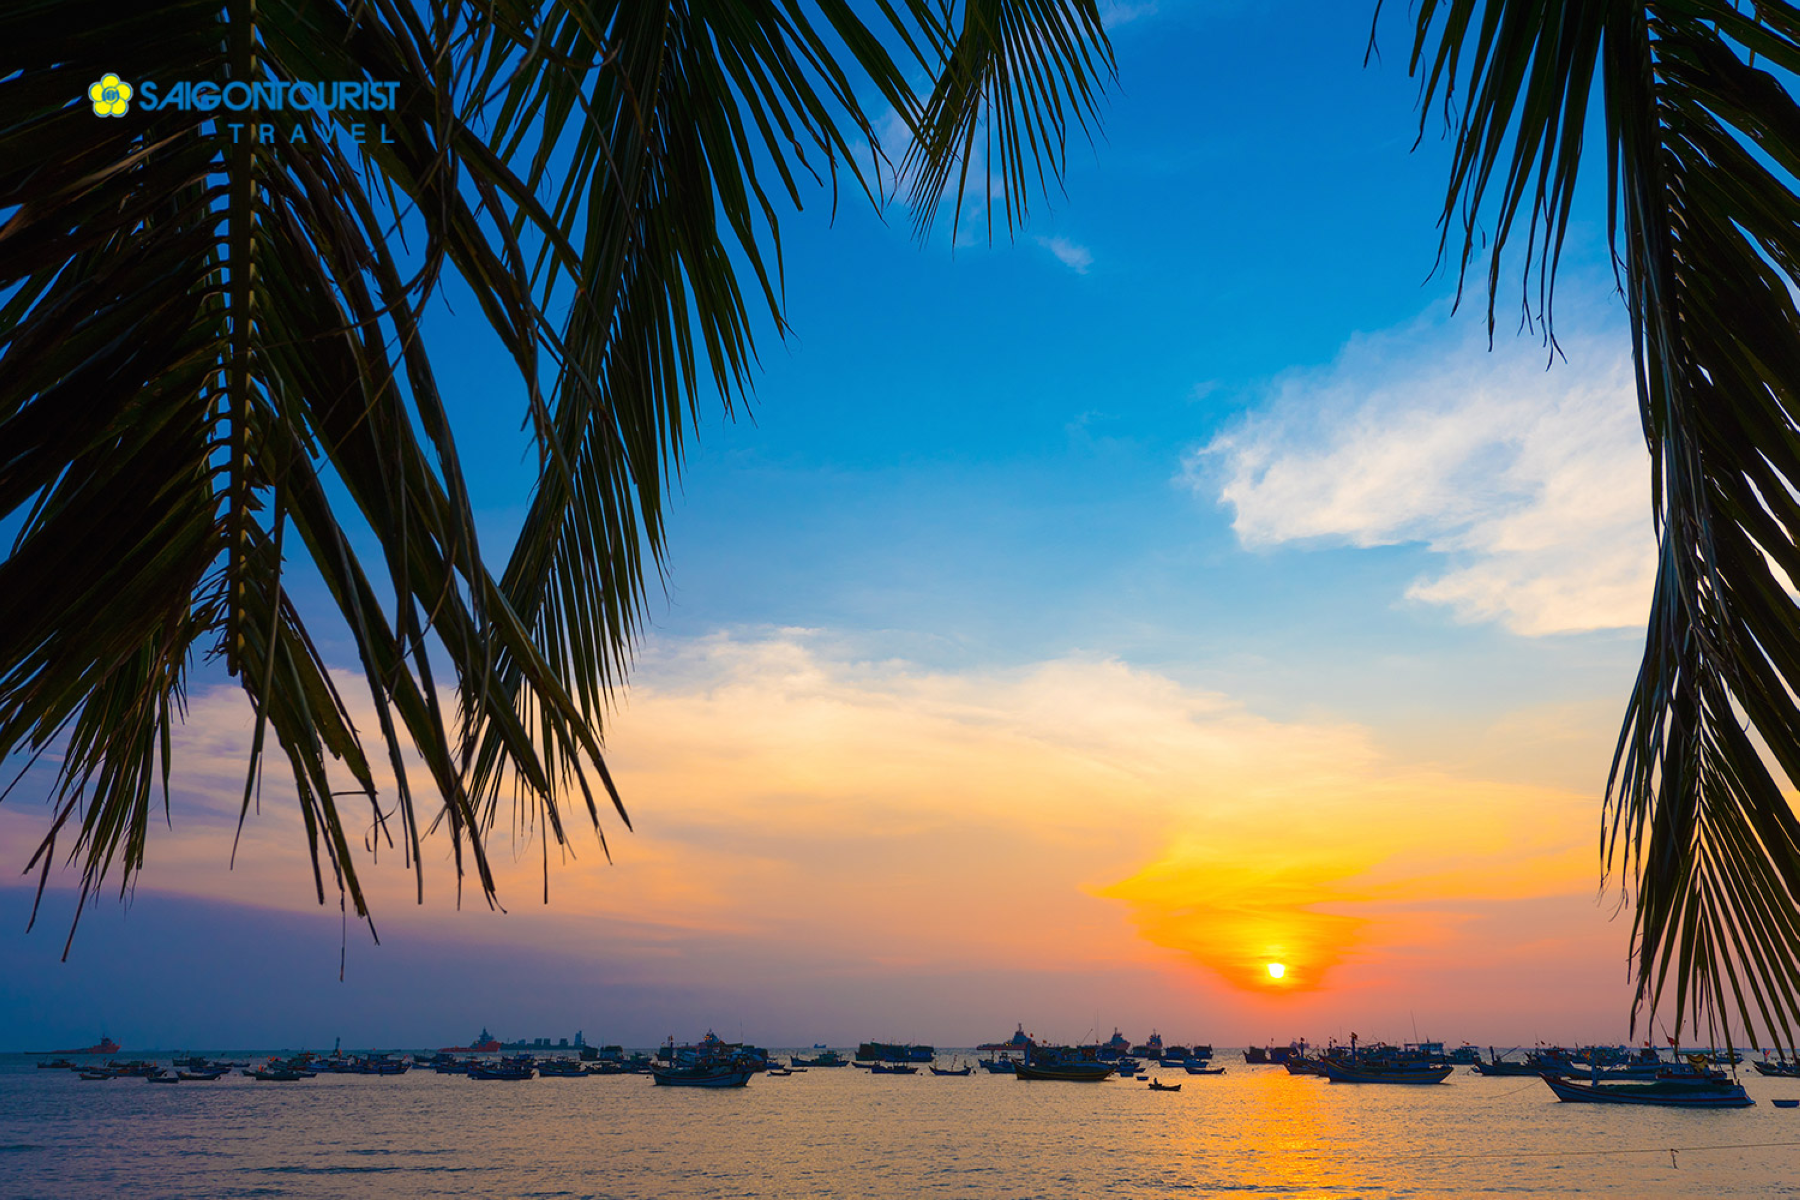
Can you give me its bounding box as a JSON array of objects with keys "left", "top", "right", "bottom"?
[{"left": 88, "top": 73, "right": 132, "bottom": 117}]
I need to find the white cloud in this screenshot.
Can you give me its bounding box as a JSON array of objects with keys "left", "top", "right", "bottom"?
[
  {"left": 1192, "top": 304, "right": 1655, "bottom": 636},
  {"left": 1037, "top": 235, "right": 1094, "bottom": 274}
]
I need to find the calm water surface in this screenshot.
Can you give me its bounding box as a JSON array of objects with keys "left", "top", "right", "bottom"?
[{"left": 5, "top": 1053, "right": 1800, "bottom": 1198}]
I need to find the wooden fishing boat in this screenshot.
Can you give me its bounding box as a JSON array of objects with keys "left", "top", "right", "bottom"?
[
  {"left": 1320, "top": 1059, "right": 1454, "bottom": 1085},
  {"left": 1541, "top": 1075, "right": 1753, "bottom": 1107},
  {"left": 791, "top": 1050, "right": 849, "bottom": 1067},
  {"left": 869, "top": 1062, "right": 919, "bottom": 1074},
  {"left": 649, "top": 1060, "right": 753, "bottom": 1087},
  {"left": 1014, "top": 1059, "right": 1114, "bottom": 1082},
  {"left": 1146, "top": 1079, "right": 1181, "bottom": 1092},
  {"left": 1185, "top": 1064, "right": 1226, "bottom": 1075},
  {"left": 469, "top": 1064, "right": 535, "bottom": 1081},
  {"left": 928, "top": 1064, "right": 972, "bottom": 1076}
]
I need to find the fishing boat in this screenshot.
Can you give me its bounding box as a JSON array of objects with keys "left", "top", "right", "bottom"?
[
  {"left": 536, "top": 1059, "right": 588, "bottom": 1078},
  {"left": 1146, "top": 1079, "right": 1181, "bottom": 1092},
  {"left": 1472, "top": 1049, "right": 1548, "bottom": 1077},
  {"left": 651, "top": 1033, "right": 757, "bottom": 1087},
  {"left": 470, "top": 1062, "right": 536, "bottom": 1081},
  {"left": 856, "top": 1041, "right": 935, "bottom": 1063},
  {"left": 978, "top": 1056, "right": 1017, "bottom": 1074},
  {"left": 764, "top": 1066, "right": 793, "bottom": 1077},
  {"left": 870, "top": 1062, "right": 919, "bottom": 1075},
  {"left": 1774, "top": 1098, "right": 1800, "bottom": 1108},
  {"left": 247, "top": 1068, "right": 305, "bottom": 1081},
  {"left": 1185, "top": 1064, "right": 1227, "bottom": 1075},
  {"left": 36, "top": 1059, "right": 76, "bottom": 1070},
  {"left": 929, "top": 1064, "right": 972, "bottom": 1076},
  {"left": 1541, "top": 1075, "right": 1753, "bottom": 1107},
  {"left": 1754, "top": 1058, "right": 1800, "bottom": 1078},
  {"left": 791, "top": 1050, "right": 849, "bottom": 1067},
  {"left": 978, "top": 1025, "right": 1038, "bottom": 1053},
  {"left": 78, "top": 1071, "right": 114, "bottom": 1081},
  {"left": 177, "top": 1070, "right": 226, "bottom": 1081},
  {"left": 1015, "top": 1058, "right": 1115, "bottom": 1081},
  {"left": 146, "top": 1073, "right": 178, "bottom": 1084},
  {"left": 1322, "top": 1059, "right": 1453, "bottom": 1084},
  {"left": 650, "top": 1059, "right": 754, "bottom": 1087}
]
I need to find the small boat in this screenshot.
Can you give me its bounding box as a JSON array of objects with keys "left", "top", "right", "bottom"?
[
  {"left": 1472, "top": 1058, "right": 1546, "bottom": 1076},
  {"left": 1754, "top": 1060, "right": 1800, "bottom": 1078},
  {"left": 469, "top": 1064, "right": 535, "bottom": 1081},
  {"left": 869, "top": 1062, "right": 919, "bottom": 1074},
  {"left": 1541, "top": 1075, "right": 1754, "bottom": 1107},
  {"left": 1185, "top": 1065, "right": 1226, "bottom": 1075},
  {"left": 929, "top": 1065, "right": 971, "bottom": 1076},
  {"left": 78, "top": 1071, "right": 114, "bottom": 1081},
  {"left": 146, "top": 1074, "right": 179, "bottom": 1084},
  {"left": 1015, "top": 1059, "right": 1114, "bottom": 1082},
  {"left": 247, "top": 1069, "right": 305, "bottom": 1081},
  {"left": 535, "top": 1060, "right": 587, "bottom": 1078},
  {"left": 36, "top": 1059, "right": 76, "bottom": 1070},
  {"left": 649, "top": 1061, "right": 753, "bottom": 1087},
  {"left": 1773, "top": 1098, "right": 1799, "bottom": 1108},
  {"left": 177, "top": 1070, "right": 226, "bottom": 1081},
  {"left": 791, "top": 1050, "right": 848, "bottom": 1067},
  {"left": 978, "top": 1057, "right": 1017, "bottom": 1074},
  {"left": 1146, "top": 1079, "right": 1181, "bottom": 1092},
  {"left": 764, "top": 1067, "right": 793, "bottom": 1077},
  {"left": 1321, "top": 1060, "right": 1453, "bottom": 1085}
]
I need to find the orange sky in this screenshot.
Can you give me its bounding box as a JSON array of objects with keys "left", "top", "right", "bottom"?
[{"left": 1, "top": 631, "right": 1649, "bottom": 1045}]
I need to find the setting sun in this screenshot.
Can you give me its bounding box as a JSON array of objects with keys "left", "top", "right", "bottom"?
[{"left": 1267, "top": 962, "right": 1287, "bottom": 979}]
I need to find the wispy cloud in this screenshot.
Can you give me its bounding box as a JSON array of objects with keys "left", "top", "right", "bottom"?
[
  {"left": 3, "top": 632, "right": 1604, "bottom": 1018},
  {"left": 1191, "top": 302, "right": 1654, "bottom": 636},
  {"left": 1100, "top": 0, "right": 1159, "bottom": 27},
  {"left": 1037, "top": 234, "right": 1094, "bottom": 274}
]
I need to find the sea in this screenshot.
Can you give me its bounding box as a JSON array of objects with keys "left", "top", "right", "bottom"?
[{"left": 3, "top": 1052, "right": 1799, "bottom": 1198}]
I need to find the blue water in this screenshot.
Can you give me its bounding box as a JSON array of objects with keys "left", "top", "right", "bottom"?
[{"left": 3, "top": 1053, "right": 1798, "bottom": 1197}]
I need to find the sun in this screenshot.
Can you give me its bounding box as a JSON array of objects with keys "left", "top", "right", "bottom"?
[{"left": 1266, "top": 962, "right": 1287, "bottom": 980}]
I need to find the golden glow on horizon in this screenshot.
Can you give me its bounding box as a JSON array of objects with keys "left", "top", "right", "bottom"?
[
  {"left": 19, "top": 634, "right": 1618, "bottom": 1022},
  {"left": 1267, "top": 962, "right": 1286, "bottom": 979}
]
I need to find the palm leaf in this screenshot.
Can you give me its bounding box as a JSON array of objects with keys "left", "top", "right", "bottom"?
[
  {"left": 0, "top": 0, "right": 1113, "bottom": 939},
  {"left": 1396, "top": 0, "right": 1800, "bottom": 1051}
]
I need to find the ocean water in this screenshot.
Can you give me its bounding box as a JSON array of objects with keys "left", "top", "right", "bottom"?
[{"left": 4, "top": 1053, "right": 1799, "bottom": 1198}]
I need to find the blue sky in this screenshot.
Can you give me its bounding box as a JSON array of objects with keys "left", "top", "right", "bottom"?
[{"left": 2, "top": 1, "right": 1664, "bottom": 1049}]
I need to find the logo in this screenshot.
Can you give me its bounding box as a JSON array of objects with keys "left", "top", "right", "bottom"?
[{"left": 88, "top": 73, "right": 133, "bottom": 117}]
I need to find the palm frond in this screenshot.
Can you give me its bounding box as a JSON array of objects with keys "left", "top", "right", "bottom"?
[
  {"left": 0, "top": 0, "right": 1114, "bottom": 937},
  {"left": 1399, "top": 0, "right": 1800, "bottom": 1050}
]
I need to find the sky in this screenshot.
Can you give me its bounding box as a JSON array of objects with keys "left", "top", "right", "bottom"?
[{"left": 2, "top": 1, "right": 1676, "bottom": 1052}]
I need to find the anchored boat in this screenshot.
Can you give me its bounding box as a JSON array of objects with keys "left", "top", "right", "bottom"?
[{"left": 1541, "top": 1075, "right": 1754, "bottom": 1107}]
